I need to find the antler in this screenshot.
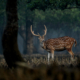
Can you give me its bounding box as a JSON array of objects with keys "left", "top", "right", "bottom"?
[
  {"left": 42, "top": 25, "right": 47, "bottom": 37},
  {"left": 30, "top": 25, "right": 40, "bottom": 36}
]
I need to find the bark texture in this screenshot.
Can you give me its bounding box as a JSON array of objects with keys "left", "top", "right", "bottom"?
[{"left": 2, "top": 0, "right": 24, "bottom": 68}]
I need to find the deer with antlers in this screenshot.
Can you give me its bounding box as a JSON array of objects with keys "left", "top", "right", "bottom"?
[{"left": 30, "top": 25, "right": 77, "bottom": 64}]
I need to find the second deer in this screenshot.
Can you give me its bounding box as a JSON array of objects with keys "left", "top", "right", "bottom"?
[{"left": 30, "top": 25, "right": 77, "bottom": 64}]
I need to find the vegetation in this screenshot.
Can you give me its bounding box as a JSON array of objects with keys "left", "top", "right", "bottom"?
[
  {"left": 0, "top": 0, "right": 80, "bottom": 80},
  {"left": 0, "top": 54, "right": 79, "bottom": 80},
  {"left": 26, "top": 0, "right": 80, "bottom": 10}
]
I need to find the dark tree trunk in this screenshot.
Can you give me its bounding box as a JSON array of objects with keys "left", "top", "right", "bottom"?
[
  {"left": 0, "top": 14, "right": 6, "bottom": 54},
  {"left": 23, "top": 19, "right": 33, "bottom": 54},
  {"left": 2, "top": 0, "right": 24, "bottom": 68},
  {"left": 0, "top": 26, "right": 4, "bottom": 54}
]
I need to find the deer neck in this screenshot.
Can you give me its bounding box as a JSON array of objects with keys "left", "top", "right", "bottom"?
[{"left": 40, "top": 40, "right": 44, "bottom": 48}]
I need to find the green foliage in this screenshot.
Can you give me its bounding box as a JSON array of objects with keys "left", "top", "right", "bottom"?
[
  {"left": 26, "top": 0, "right": 48, "bottom": 11},
  {"left": 17, "top": 0, "right": 27, "bottom": 26},
  {"left": 0, "top": 0, "right": 6, "bottom": 27},
  {"left": 18, "top": 1, "right": 80, "bottom": 32},
  {"left": 32, "top": 8, "right": 80, "bottom": 32},
  {"left": 1, "top": 0, "right": 80, "bottom": 32},
  {"left": 26, "top": 0, "right": 80, "bottom": 10},
  {"left": 34, "top": 9, "right": 45, "bottom": 22}
]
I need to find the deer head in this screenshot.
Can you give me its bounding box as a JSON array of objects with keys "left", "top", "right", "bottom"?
[{"left": 30, "top": 25, "right": 47, "bottom": 43}]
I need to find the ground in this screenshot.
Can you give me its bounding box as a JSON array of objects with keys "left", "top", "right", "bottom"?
[
  {"left": 0, "top": 54, "right": 79, "bottom": 68},
  {"left": 0, "top": 54, "right": 80, "bottom": 80}
]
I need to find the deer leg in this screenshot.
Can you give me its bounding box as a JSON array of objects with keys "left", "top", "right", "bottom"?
[
  {"left": 70, "top": 52, "right": 74, "bottom": 61},
  {"left": 51, "top": 51, "right": 54, "bottom": 61},
  {"left": 48, "top": 52, "right": 50, "bottom": 64},
  {"left": 66, "top": 48, "right": 74, "bottom": 61}
]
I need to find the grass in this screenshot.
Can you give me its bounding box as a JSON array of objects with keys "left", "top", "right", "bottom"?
[
  {"left": 0, "top": 54, "right": 79, "bottom": 68},
  {"left": 0, "top": 54, "right": 80, "bottom": 80}
]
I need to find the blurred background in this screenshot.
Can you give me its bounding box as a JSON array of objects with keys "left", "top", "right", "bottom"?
[{"left": 0, "top": 0, "right": 80, "bottom": 55}]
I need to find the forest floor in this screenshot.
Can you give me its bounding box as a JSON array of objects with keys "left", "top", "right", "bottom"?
[
  {"left": 0, "top": 54, "right": 80, "bottom": 80},
  {"left": 0, "top": 54, "right": 80, "bottom": 68}
]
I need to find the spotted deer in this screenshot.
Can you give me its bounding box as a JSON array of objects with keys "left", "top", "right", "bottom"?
[{"left": 30, "top": 25, "right": 77, "bottom": 64}]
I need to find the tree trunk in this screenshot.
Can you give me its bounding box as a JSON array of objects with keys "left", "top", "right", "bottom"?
[
  {"left": 23, "top": 19, "right": 33, "bottom": 54},
  {"left": 0, "top": 14, "right": 6, "bottom": 54},
  {"left": 2, "top": 0, "right": 24, "bottom": 68}
]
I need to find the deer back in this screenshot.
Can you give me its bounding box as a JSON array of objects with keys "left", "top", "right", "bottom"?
[{"left": 43, "top": 36, "right": 76, "bottom": 51}]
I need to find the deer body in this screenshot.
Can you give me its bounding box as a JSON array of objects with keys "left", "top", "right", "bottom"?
[
  {"left": 30, "top": 25, "right": 77, "bottom": 64},
  {"left": 41, "top": 36, "right": 76, "bottom": 51}
]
